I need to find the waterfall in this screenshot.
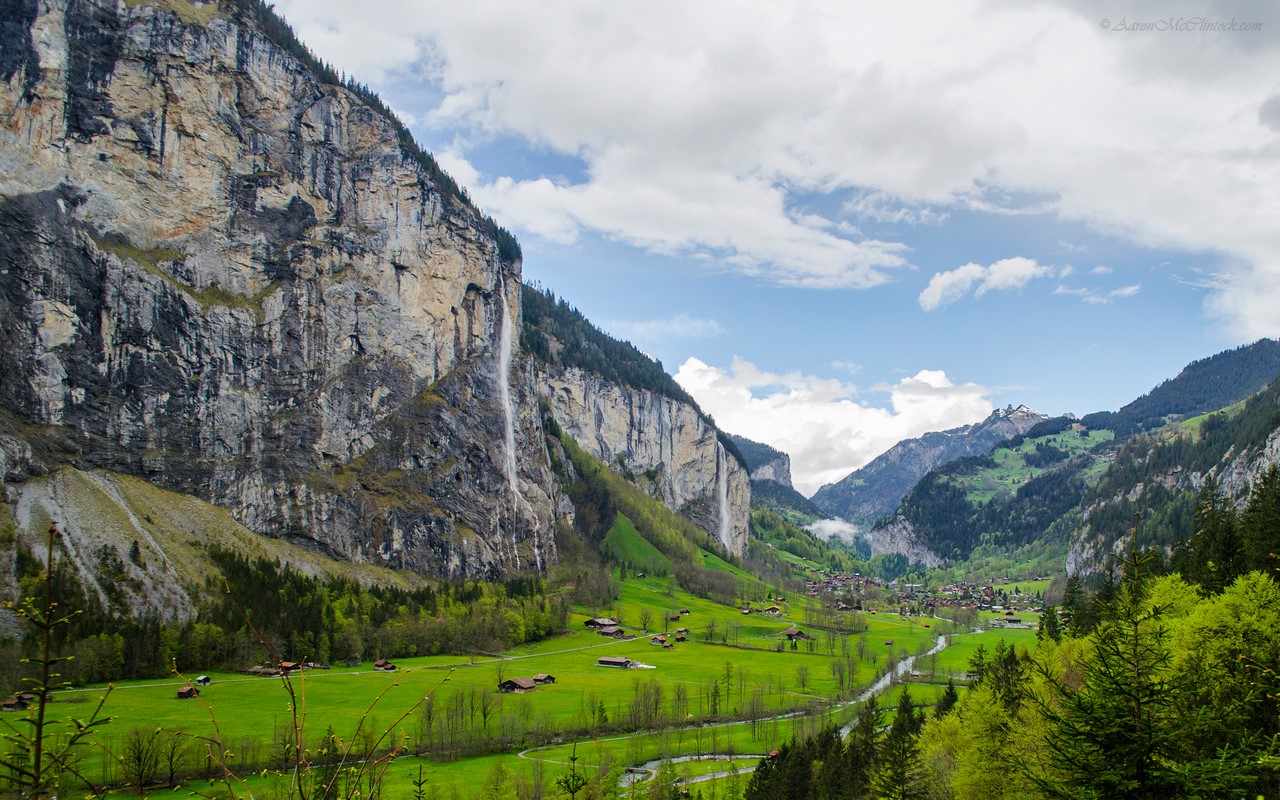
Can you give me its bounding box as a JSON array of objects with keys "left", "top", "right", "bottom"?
[
  {"left": 716, "top": 441, "right": 731, "bottom": 550},
  {"left": 494, "top": 277, "right": 540, "bottom": 570}
]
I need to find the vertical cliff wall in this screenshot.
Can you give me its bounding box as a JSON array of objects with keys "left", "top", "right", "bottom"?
[
  {"left": 0, "top": 0, "right": 561, "bottom": 575},
  {"left": 539, "top": 365, "right": 751, "bottom": 558}
]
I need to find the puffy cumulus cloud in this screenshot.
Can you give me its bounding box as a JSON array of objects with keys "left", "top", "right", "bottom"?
[
  {"left": 275, "top": 0, "right": 1280, "bottom": 335},
  {"left": 675, "top": 357, "right": 992, "bottom": 496},
  {"left": 602, "top": 314, "right": 726, "bottom": 343},
  {"left": 919, "top": 258, "right": 1053, "bottom": 310}
]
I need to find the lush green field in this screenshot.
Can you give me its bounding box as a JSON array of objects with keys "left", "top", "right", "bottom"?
[
  {"left": 947, "top": 429, "right": 1113, "bottom": 504},
  {"left": 602, "top": 513, "right": 674, "bottom": 575},
  {"left": 32, "top": 579, "right": 1039, "bottom": 797}
]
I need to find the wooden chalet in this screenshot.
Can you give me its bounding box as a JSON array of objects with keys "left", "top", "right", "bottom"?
[
  {"left": 1, "top": 698, "right": 27, "bottom": 712},
  {"left": 597, "top": 625, "right": 625, "bottom": 638},
  {"left": 783, "top": 628, "right": 809, "bottom": 641},
  {"left": 763, "top": 605, "right": 781, "bottom": 615},
  {"left": 676, "top": 627, "right": 690, "bottom": 634},
  {"left": 584, "top": 617, "right": 618, "bottom": 629},
  {"left": 177, "top": 687, "right": 200, "bottom": 700},
  {"left": 650, "top": 635, "right": 667, "bottom": 646},
  {"left": 674, "top": 635, "right": 687, "bottom": 642},
  {"left": 278, "top": 661, "right": 301, "bottom": 673},
  {"left": 598, "top": 656, "right": 632, "bottom": 668},
  {"left": 533, "top": 674, "right": 556, "bottom": 685},
  {"left": 498, "top": 677, "right": 537, "bottom": 693},
  {"left": 196, "top": 675, "right": 211, "bottom": 686}
]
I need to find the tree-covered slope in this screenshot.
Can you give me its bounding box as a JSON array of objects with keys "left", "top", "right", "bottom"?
[
  {"left": 1081, "top": 338, "right": 1280, "bottom": 437},
  {"left": 878, "top": 342, "right": 1280, "bottom": 568}
]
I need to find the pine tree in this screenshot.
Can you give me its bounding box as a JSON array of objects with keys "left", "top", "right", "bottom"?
[
  {"left": 844, "top": 695, "right": 880, "bottom": 797},
  {"left": 1035, "top": 531, "right": 1258, "bottom": 798},
  {"left": 1242, "top": 464, "right": 1280, "bottom": 576},
  {"left": 872, "top": 687, "right": 923, "bottom": 799},
  {"left": 1037, "top": 605, "right": 1062, "bottom": 643},
  {"left": 933, "top": 678, "right": 959, "bottom": 719},
  {"left": 1181, "top": 476, "right": 1242, "bottom": 593}
]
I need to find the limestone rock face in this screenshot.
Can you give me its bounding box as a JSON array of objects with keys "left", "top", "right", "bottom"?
[
  {"left": 539, "top": 365, "right": 750, "bottom": 558},
  {"left": 870, "top": 515, "right": 943, "bottom": 569},
  {"left": 728, "top": 434, "right": 794, "bottom": 488},
  {"left": 0, "top": 0, "right": 561, "bottom": 575}
]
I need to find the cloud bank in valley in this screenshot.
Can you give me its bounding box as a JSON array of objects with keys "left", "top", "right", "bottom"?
[{"left": 675, "top": 357, "right": 993, "bottom": 496}]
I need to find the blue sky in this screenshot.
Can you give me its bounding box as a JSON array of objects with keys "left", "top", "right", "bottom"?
[{"left": 277, "top": 0, "right": 1280, "bottom": 495}]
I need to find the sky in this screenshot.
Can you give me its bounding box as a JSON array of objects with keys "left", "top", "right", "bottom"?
[{"left": 276, "top": 0, "right": 1280, "bottom": 497}]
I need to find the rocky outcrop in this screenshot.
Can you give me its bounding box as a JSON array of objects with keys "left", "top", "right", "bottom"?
[
  {"left": 812, "top": 404, "right": 1049, "bottom": 524},
  {"left": 870, "top": 515, "right": 943, "bottom": 569},
  {"left": 540, "top": 365, "right": 750, "bottom": 557},
  {"left": 1066, "top": 417, "right": 1280, "bottom": 577},
  {"left": 0, "top": 0, "right": 562, "bottom": 576},
  {"left": 729, "top": 434, "right": 794, "bottom": 488}
]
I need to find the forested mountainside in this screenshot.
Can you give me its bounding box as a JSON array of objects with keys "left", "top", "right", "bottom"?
[
  {"left": 812, "top": 405, "right": 1048, "bottom": 525},
  {"left": 872, "top": 340, "right": 1280, "bottom": 572},
  {"left": 1081, "top": 338, "right": 1280, "bottom": 437},
  {"left": 0, "top": 0, "right": 751, "bottom": 586}
]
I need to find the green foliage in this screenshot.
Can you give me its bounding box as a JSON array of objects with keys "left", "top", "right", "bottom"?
[
  {"left": 749, "top": 479, "right": 825, "bottom": 518},
  {"left": 1033, "top": 551, "right": 1266, "bottom": 798},
  {"left": 749, "top": 509, "right": 858, "bottom": 573},
  {"left": 0, "top": 525, "right": 114, "bottom": 799},
  {"left": 554, "top": 428, "right": 767, "bottom": 604}
]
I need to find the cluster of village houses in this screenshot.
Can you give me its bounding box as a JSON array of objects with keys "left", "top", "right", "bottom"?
[{"left": 796, "top": 569, "right": 1046, "bottom": 615}]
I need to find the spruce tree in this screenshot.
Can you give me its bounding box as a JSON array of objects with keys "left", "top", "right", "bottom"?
[
  {"left": 1035, "top": 528, "right": 1258, "bottom": 798},
  {"left": 872, "top": 687, "right": 923, "bottom": 800},
  {"left": 933, "top": 678, "right": 959, "bottom": 719},
  {"left": 1037, "top": 604, "right": 1062, "bottom": 643},
  {"left": 1242, "top": 464, "right": 1280, "bottom": 576}
]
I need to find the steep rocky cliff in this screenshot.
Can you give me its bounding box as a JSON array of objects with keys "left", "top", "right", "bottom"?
[
  {"left": 812, "top": 404, "right": 1048, "bottom": 525},
  {"left": 1066, "top": 394, "right": 1280, "bottom": 576},
  {"left": 540, "top": 365, "right": 750, "bottom": 557},
  {"left": 868, "top": 515, "right": 943, "bottom": 569},
  {"left": 729, "top": 435, "right": 793, "bottom": 488},
  {"left": 0, "top": 0, "right": 562, "bottom": 575}
]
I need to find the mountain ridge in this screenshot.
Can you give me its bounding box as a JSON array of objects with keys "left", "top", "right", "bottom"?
[{"left": 811, "top": 404, "right": 1049, "bottom": 525}]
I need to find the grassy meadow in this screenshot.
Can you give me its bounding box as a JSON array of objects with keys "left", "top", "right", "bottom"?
[{"left": 17, "top": 568, "right": 1051, "bottom": 798}]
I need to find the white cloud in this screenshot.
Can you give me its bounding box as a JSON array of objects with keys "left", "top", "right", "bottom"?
[
  {"left": 1090, "top": 265, "right": 1114, "bottom": 275},
  {"left": 806, "top": 519, "right": 865, "bottom": 544},
  {"left": 603, "top": 314, "right": 726, "bottom": 343},
  {"left": 274, "top": 0, "right": 1280, "bottom": 335},
  {"left": 919, "top": 257, "right": 1053, "bottom": 310},
  {"left": 831, "top": 360, "right": 863, "bottom": 375},
  {"left": 675, "top": 357, "right": 992, "bottom": 495},
  {"left": 1054, "top": 282, "right": 1143, "bottom": 305}
]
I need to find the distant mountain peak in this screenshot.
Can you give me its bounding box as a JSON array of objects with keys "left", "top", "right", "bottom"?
[{"left": 810, "top": 404, "right": 1049, "bottom": 525}]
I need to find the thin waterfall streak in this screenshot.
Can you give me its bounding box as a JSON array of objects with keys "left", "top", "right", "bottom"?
[
  {"left": 717, "top": 442, "right": 731, "bottom": 549},
  {"left": 498, "top": 276, "right": 523, "bottom": 570}
]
